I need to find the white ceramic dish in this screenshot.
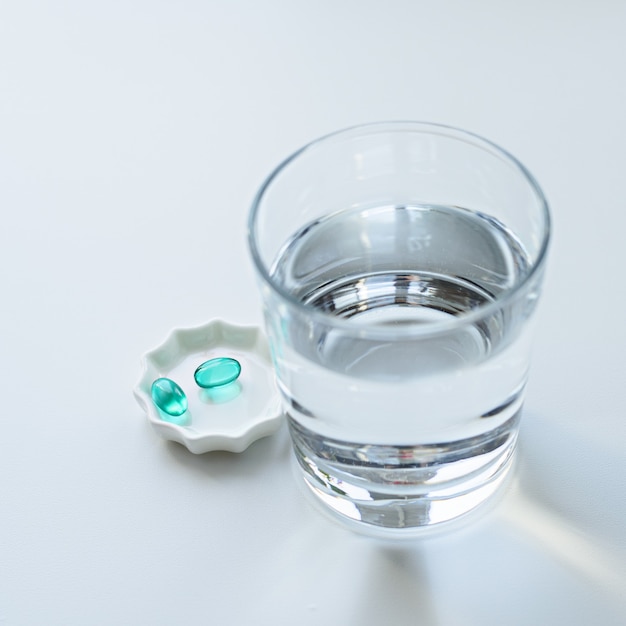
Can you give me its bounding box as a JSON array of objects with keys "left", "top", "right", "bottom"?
[{"left": 134, "top": 320, "right": 283, "bottom": 453}]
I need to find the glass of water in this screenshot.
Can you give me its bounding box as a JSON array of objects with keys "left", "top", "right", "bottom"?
[{"left": 248, "top": 122, "right": 550, "bottom": 536}]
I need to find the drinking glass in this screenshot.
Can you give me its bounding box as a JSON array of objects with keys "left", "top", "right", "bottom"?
[{"left": 248, "top": 122, "right": 550, "bottom": 536}]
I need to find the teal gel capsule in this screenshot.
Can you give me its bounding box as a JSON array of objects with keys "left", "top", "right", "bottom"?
[
  {"left": 194, "top": 357, "right": 241, "bottom": 389},
  {"left": 151, "top": 378, "right": 188, "bottom": 416}
]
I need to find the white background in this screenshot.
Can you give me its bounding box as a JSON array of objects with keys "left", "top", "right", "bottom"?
[{"left": 1, "top": 1, "right": 625, "bottom": 624}]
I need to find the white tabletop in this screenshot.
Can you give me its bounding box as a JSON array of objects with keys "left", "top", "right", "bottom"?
[{"left": 2, "top": 2, "right": 625, "bottom": 624}]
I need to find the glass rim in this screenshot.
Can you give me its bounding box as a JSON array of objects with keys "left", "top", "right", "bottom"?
[{"left": 247, "top": 120, "right": 551, "bottom": 339}]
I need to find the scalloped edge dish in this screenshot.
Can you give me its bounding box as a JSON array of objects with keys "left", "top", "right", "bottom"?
[{"left": 133, "top": 320, "right": 283, "bottom": 453}]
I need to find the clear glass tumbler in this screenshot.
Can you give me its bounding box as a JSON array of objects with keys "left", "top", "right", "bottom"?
[{"left": 248, "top": 122, "right": 550, "bottom": 536}]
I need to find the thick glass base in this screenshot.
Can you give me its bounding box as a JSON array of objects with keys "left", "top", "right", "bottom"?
[{"left": 289, "top": 412, "right": 519, "bottom": 538}]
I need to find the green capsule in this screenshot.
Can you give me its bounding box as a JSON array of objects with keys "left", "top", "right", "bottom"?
[
  {"left": 151, "top": 378, "right": 188, "bottom": 417},
  {"left": 194, "top": 357, "right": 241, "bottom": 389}
]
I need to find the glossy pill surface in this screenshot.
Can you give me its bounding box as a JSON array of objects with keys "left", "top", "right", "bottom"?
[
  {"left": 194, "top": 357, "right": 241, "bottom": 389},
  {"left": 151, "top": 378, "right": 188, "bottom": 416}
]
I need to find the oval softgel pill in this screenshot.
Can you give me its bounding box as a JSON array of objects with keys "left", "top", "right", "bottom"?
[
  {"left": 151, "top": 378, "right": 188, "bottom": 416},
  {"left": 194, "top": 357, "right": 241, "bottom": 389}
]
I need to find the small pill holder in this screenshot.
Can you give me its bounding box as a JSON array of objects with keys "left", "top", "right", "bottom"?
[{"left": 133, "top": 320, "right": 283, "bottom": 453}]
